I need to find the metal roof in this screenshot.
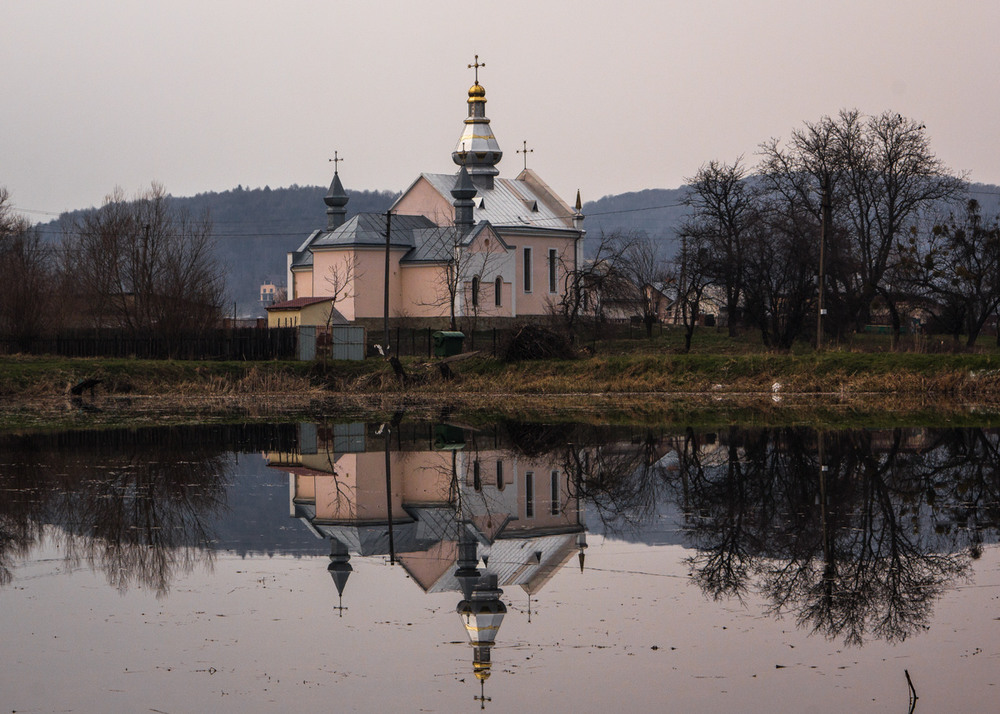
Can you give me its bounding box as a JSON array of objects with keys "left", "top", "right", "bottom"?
[
  {"left": 418, "top": 172, "right": 579, "bottom": 232},
  {"left": 307, "top": 212, "right": 437, "bottom": 250}
]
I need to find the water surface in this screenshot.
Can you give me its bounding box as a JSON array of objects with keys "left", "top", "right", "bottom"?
[{"left": 1, "top": 422, "right": 998, "bottom": 712}]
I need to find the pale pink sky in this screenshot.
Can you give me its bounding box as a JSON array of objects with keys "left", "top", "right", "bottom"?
[{"left": 3, "top": 0, "right": 999, "bottom": 219}]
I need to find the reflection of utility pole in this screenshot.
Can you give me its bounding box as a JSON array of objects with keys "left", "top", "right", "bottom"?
[
  {"left": 384, "top": 422, "right": 395, "bottom": 565},
  {"left": 818, "top": 432, "right": 831, "bottom": 580}
]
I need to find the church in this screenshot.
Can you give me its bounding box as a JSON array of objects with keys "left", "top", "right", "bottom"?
[{"left": 282, "top": 59, "right": 585, "bottom": 329}]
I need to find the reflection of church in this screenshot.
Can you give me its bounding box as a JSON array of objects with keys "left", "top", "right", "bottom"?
[{"left": 265, "top": 422, "right": 588, "bottom": 702}]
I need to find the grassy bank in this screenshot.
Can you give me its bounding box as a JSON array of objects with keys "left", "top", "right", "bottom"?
[
  {"left": 1, "top": 351, "right": 1000, "bottom": 431},
  {"left": 3, "top": 351, "right": 1000, "bottom": 398}
]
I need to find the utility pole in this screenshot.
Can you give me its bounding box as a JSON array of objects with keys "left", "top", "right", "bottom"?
[
  {"left": 384, "top": 210, "right": 392, "bottom": 354},
  {"left": 816, "top": 183, "right": 830, "bottom": 351}
]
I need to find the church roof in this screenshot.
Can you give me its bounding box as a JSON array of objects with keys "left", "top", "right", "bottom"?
[
  {"left": 296, "top": 213, "right": 506, "bottom": 265},
  {"left": 308, "top": 213, "right": 437, "bottom": 249},
  {"left": 414, "top": 171, "right": 578, "bottom": 232},
  {"left": 401, "top": 221, "right": 503, "bottom": 264}
]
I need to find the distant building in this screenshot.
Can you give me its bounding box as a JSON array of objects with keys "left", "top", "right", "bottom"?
[
  {"left": 286, "top": 62, "right": 585, "bottom": 328},
  {"left": 259, "top": 282, "right": 280, "bottom": 308}
]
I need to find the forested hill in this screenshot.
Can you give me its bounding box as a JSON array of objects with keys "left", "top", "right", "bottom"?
[
  {"left": 39, "top": 181, "right": 1000, "bottom": 317},
  {"left": 176, "top": 185, "right": 399, "bottom": 313},
  {"left": 581, "top": 187, "right": 690, "bottom": 248}
]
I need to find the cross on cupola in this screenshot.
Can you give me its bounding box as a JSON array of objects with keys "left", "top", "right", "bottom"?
[
  {"left": 468, "top": 54, "right": 485, "bottom": 84},
  {"left": 454, "top": 54, "right": 502, "bottom": 189},
  {"left": 517, "top": 140, "right": 533, "bottom": 171},
  {"left": 328, "top": 151, "right": 343, "bottom": 174},
  {"left": 475, "top": 679, "right": 492, "bottom": 709}
]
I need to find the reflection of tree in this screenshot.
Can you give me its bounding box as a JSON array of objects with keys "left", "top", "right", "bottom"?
[
  {"left": 561, "top": 427, "right": 668, "bottom": 533},
  {"left": 665, "top": 428, "right": 996, "bottom": 645},
  {"left": 0, "top": 428, "right": 233, "bottom": 597}
]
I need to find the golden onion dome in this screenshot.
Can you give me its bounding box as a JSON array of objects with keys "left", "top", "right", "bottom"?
[{"left": 468, "top": 83, "right": 486, "bottom": 103}]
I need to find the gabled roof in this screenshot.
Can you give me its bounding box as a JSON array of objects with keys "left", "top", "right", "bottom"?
[
  {"left": 399, "top": 171, "right": 579, "bottom": 232},
  {"left": 266, "top": 297, "right": 348, "bottom": 323},
  {"left": 400, "top": 221, "right": 509, "bottom": 264},
  {"left": 307, "top": 213, "right": 437, "bottom": 250}
]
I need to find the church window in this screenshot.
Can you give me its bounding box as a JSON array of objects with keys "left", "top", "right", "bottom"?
[
  {"left": 496, "top": 460, "right": 504, "bottom": 490},
  {"left": 523, "top": 247, "right": 532, "bottom": 293},
  {"left": 471, "top": 276, "right": 480, "bottom": 307},
  {"left": 548, "top": 249, "right": 558, "bottom": 293},
  {"left": 473, "top": 459, "right": 482, "bottom": 491},
  {"left": 494, "top": 277, "right": 503, "bottom": 307},
  {"left": 551, "top": 471, "right": 560, "bottom": 515}
]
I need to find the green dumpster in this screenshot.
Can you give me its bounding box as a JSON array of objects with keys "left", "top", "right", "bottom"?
[{"left": 432, "top": 331, "right": 465, "bottom": 357}]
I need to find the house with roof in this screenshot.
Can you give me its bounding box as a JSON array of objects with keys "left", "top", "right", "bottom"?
[
  {"left": 283, "top": 64, "right": 585, "bottom": 329},
  {"left": 265, "top": 296, "right": 347, "bottom": 328}
]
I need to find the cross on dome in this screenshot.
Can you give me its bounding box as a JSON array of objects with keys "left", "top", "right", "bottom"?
[
  {"left": 328, "top": 151, "right": 343, "bottom": 174},
  {"left": 468, "top": 54, "right": 485, "bottom": 84}
]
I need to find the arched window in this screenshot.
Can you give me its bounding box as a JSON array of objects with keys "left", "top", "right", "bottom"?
[
  {"left": 495, "top": 277, "right": 503, "bottom": 307},
  {"left": 471, "top": 276, "right": 480, "bottom": 307}
]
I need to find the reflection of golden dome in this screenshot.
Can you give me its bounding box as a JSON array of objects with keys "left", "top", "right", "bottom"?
[
  {"left": 468, "top": 83, "right": 486, "bottom": 103},
  {"left": 474, "top": 662, "right": 491, "bottom": 681}
]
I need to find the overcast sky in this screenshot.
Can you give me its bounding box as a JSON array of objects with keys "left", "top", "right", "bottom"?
[{"left": 3, "top": 0, "right": 999, "bottom": 220}]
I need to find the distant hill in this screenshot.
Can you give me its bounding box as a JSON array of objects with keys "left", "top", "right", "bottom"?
[
  {"left": 38, "top": 180, "right": 1000, "bottom": 318},
  {"left": 177, "top": 185, "right": 399, "bottom": 315},
  {"left": 581, "top": 187, "right": 691, "bottom": 258}
]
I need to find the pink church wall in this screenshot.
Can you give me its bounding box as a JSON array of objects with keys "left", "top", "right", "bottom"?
[
  {"left": 292, "top": 270, "right": 313, "bottom": 299},
  {"left": 511, "top": 233, "right": 577, "bottom": 316},
  {"left": 399, "top": 264, "right": 451, "bottom": 318},
  {"left": 392, "top": 176, "right": 454, "bottom": 226}
]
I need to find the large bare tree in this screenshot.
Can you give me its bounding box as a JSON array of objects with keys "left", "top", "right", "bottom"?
[
  {"left": 897, "top": 199, "right": 1000, "bottom": 347},
  {"left": 618, "top": 231, "right": 670, "bottom": 339},
  {"left": 0, "top": 188, "right": 53, "bottom": 349},
  {"left": 758, "top": 110, "right": 965, "bottom": 337},
  {"left": 67, "top": 184, "right": 224, "bottom": 341},
  {"left": 681, "top": 158, "right": 757, "bottom": 336}
]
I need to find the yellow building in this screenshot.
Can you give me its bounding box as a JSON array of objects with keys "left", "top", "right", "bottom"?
[{"left": 265, "top": 296, "right": 347, "bottom": 328}]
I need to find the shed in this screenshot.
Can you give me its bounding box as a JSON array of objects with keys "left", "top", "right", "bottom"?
[{"left": 266, "top": 297, "right": 348, "bottom": 328}]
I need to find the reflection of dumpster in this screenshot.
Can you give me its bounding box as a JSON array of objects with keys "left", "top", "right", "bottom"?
[
  {"left": 432, "top": 331, "right": 465, "bottom": 357},
  {"left": 433, "top": 424, "right": 466, "bottom": 450}
]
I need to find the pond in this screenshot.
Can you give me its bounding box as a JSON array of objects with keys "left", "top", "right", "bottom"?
[{"left": 1, "top": 421, "right": 998, "bottom": 712}]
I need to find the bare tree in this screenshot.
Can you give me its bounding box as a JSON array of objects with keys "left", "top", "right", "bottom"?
[
  {"left": 618, "top": 231, "right": 670, "bottom": 339},
  {"left": 67, "top": 184, "right": 224, "bottom": 343},
  {"left": 0, "top": 188, "right": 53, "bottom": 349},
  {"left": 681, "top": 158, "right": 757, "bottom": 336},
  {"left": 667, "top": 233, "right": 712, "bottom": 352},
  {"left": 758, "top": 110, "right": 965, "bottom": 338},
  {"left": 741, "top": 200, "right": 819, "bottom": 349},
  {"left": 417, "top": 224, "right": 507, "bottom": 331},
  {"left": 323, "top": 253, "right": 360, "bottom": 328},
  {"left": 551, "top": 230, "right": 634, "bottom": 342},
  {"left": 897, "top": 199, "right": 1000, "bottom": 347}
]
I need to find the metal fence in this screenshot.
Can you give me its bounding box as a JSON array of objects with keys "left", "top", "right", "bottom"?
[
  {"left": 370, "top": 327, "right": 512, "bottom": 358},
  {"left": 0, "top": 327, "right": 301, "bottom": 360}
]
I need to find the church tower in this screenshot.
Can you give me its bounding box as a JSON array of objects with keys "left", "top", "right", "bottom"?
[
  {"left": 324, "top": 152, "right": 349, "bottom": 230},
  {"left": 452, "top": 55, "right": 502, "bottom": 191}
]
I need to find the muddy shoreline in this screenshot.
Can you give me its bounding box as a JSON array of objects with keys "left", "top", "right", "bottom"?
[{"left": 4, "top": 390, "right": 998, "bottom": 432}]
